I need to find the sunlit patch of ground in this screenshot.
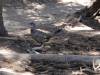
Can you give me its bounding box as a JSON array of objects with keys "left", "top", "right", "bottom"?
[
  {"left": 3, "top": 0, "right": 94, "bottom": 33},
  {"left": 59, "top": 0, "right": 93, "bottom": 6},
  {"left": 0, "top": 68, "right": 34, "bottom": 75}
]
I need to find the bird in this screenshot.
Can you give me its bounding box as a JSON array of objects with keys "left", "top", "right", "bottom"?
[
  {"left": 29, "top": 22, "right": 36, "bottom": 33},
  {"left": 29, "top": 22, "right": 50, "bottom": 44}
]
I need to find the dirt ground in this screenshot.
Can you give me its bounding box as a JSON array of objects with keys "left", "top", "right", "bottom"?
[{"left": 0, "top": 0, "right": 100, "bottom": 75}]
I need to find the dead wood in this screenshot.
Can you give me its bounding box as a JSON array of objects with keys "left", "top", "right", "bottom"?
[
  {"left": 30, "top": 54, "right": 100, "bottom": 64},
  {"left": 1, "top": 53, "right": 100, "bottom": 65}
]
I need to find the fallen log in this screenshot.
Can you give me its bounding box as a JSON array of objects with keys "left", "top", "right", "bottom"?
[
  {"left": 30, "top": 54, "right": 100, "bottom": 64},
  {"left": 1, "top": 50, "right": 100, "bottom": 74},
  {"left": 1, "top": 53, "right": 100, "bottom": 65}
]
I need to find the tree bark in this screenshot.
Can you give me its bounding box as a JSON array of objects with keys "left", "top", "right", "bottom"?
[
  {"left": 86, "top": 0, "right": 100, "bottom": 17},
  {"left": 0, "top": 0, "right": 8, "bottom": 36}
]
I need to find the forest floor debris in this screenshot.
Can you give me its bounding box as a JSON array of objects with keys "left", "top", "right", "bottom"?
[{"left": 0, "top": 0, "right": 100, "bottom": 75}]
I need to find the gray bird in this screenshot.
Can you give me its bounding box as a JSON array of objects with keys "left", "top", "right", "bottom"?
[{"left": 29, "top": 22, "right": 50, "bottom": 44}]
